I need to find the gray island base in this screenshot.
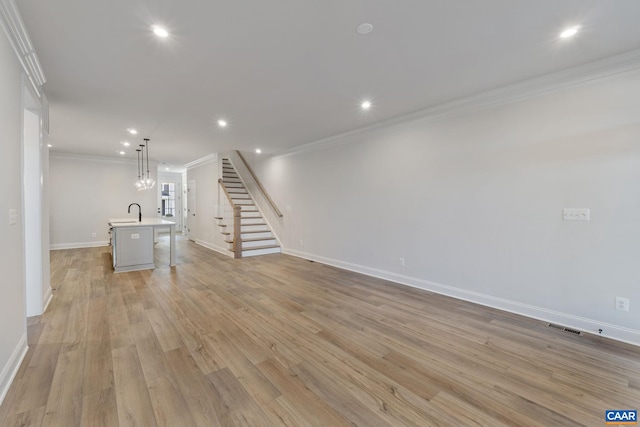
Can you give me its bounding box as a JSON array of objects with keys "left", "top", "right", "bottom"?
[{"left": 109, "top": 218, "right": 176, "bottom": 272}]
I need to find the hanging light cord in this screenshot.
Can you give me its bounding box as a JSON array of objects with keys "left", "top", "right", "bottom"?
[
  {"left": 136, "top": 149, "right": 142, "bottom": 180},
  {"left": 144, "top": 138, "right": 151, "bottom": 181}
]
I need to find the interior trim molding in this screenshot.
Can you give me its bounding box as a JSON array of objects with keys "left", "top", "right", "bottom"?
[
  {"left": 0, "top": 0, "right": 45, "bottom": 96},
  {"left": 194, "top": 239, "right": 231, "bottom": 258},
  {"left": 185, "top": 154, "right": 217, "bottom": 170},
  {"left": 283, "top": 248, "right": 640, "bottom": 347},
  {"left": 0, "top": 333, "right": 27, "bottom": 406},
  {"left": 50, "top": 152, "right": 148, "bottom": 165},
  {"left": 50, "top": 241, "right": 109, "bottom": 250},
  {"left": 275, "top": 48, "right": 640, "bottom": 158},
  {"left": 42, "top": 286, "right": 52, "bottom": 313}
]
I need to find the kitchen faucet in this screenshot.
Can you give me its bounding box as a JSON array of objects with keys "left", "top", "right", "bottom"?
[{"left": 128, "top": 203, "right": 142, "bottom": 222}]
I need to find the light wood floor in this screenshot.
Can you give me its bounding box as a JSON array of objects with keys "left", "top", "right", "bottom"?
[{"left": 1, "top": 235, "right": 639, "bottom": 426}]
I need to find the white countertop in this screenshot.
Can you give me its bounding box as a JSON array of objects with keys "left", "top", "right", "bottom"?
[{"left": 109, "top": 218, "right": 176, "bottom": 227}]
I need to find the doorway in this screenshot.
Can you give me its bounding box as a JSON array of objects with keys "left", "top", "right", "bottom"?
[
  {"left": 22, "top": 83, "right": 50, "bottom": 317},
  {"left": 158, "top": 180, "right": 182, "bottom": 229}
]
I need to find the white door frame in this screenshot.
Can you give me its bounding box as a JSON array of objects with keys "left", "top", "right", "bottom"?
[
  {"left": 22, "top": 80, "right": 49, "bottom": 317},
  {"left": 157, "top": 178, "right": 182, "bottom": 230},
  {"left": 186, "top": 179, "right": 196, "bottom": 240}
]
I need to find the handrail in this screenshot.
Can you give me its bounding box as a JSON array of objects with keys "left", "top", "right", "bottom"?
[
  {"left": 218, "top": 179, "right": 242, "bottom": 258},
  {"left": 235, "top": 150, "right": 283, "bottom": 217}
]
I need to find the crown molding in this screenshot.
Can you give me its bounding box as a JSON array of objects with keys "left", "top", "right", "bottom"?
[
  {"left": 185, "top": 153, "right": 217, "bottom": 170},
  {"left": 50, "top": 152, "right": 159, "bottom": 166},
  {"left": 275, "top": 48, "right": 640, "bottom": 158},
  {"left": 0, "top": 0, "right": 45, "bottom": 97}
]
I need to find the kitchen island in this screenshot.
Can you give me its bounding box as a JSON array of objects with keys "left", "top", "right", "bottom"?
[{"left": 109, "top": 218, "right": 176, "bottom": 272}]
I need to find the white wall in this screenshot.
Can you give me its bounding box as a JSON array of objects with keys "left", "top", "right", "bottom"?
[
  {"left": 186, "top": 158, "right": 229, "bottom": 255},
  {"left": 254, "top": 69, "right": 640, "bottom": 345},
  {"left": 0, "top": 25, "right": 28, "bottom": 404},
  {"left": 49, "top": 155, "right": 158, "bottom": 248}
]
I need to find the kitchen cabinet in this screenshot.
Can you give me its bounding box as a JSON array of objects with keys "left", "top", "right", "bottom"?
[{"left": 109, "top": 218, "right": 176, "bottom": 272}]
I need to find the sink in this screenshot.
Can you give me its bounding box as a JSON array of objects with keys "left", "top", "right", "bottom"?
[{"left": 110, "top": 220, "right": 139, "bottom": 224}]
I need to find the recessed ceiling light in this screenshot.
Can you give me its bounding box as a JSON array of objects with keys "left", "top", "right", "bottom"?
[
  {"left": 119, "top": 151, "right": 126, "bottom": 155},
  {"left": 152, "top": 26, "right": 169, "bottom": 38},
  {"left": 127, "top": 128, "right": 138, "bottom": 135},
  {"left": 255, "top": 148, "right": 262, "bottom": 154},
  {"left": 217, "top": 119, "right": 228, "bottom": 128},
  {"left": 165, "top": 167, "right": 170, "bottom": 171},
  {"left": 559, "top": 26, "right": 580, "bottom": 39},
  {"left": 121, "top": 141, "right": 130, "bottom": 147},
  {"left": 357, "top": 23, "right": 374, "bottom": 35},
  {"left": 47, "top": 144, "right": 52, "bottom": 148},
  {"left": 361, "top": 100, "right": 372, "bottom": 110}
]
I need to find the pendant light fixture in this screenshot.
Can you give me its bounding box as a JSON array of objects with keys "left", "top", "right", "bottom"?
[
  {"left": 134, "top": 148, "right": 144, "bottom": 190},
  {"left": 143, "top": 138, "right": 156, "bottom": 189},
  {"left": 133, "top": 138, "right": 156, "bottom": 190}
]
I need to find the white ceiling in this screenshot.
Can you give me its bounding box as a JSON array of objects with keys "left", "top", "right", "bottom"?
[{"left": 17, "top": 0, "right": 640, "bottom": 166}]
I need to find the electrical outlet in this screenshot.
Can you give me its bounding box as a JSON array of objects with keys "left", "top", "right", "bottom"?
[
  {"left": 399, "top": 258, "right": 405, "bottom": 267},
  {"left": 299, "top": 239, "right": 304, "bottom": 246},
  {"left": 91, "top": 232, "right": 97, "bottom": 238},
  {"left": 615, "top": 297, "right": 630, "bottom": 312},
  {"left": 131, "top": 233, "right": 140, "bottom": 240}
]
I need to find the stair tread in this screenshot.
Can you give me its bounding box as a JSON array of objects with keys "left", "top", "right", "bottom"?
[
  {"left": 229, "top": 244, "right": 280, "bottom": 253},
  {"left": 243, "top": 244, "right": 280, "bottom": 251},
  {"left": 225, "top": 236, "right": 276, "bottom": 244}
]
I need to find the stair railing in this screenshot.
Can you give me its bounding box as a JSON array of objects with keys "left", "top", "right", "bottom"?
[
  {"left": 235, "top": 150, "right": 283, "bottom": 218},
  {"left": 218, "top": 178, "right": 242, "bottom": 259}
]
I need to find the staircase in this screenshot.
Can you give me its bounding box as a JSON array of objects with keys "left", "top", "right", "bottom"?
[{"left": 215, "top": 158, "right": 281, "bottom": 257}]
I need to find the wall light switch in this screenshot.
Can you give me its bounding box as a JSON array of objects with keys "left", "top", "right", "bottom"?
[
  {"left": 615, "top": 297, "right": 630, "bottom": 312},
  {"left": 563, "top": 208, "right": 590, "bottom": 221}
]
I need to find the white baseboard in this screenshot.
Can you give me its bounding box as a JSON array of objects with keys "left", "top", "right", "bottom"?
[
  {"left": 195, "top": 240, "right": 233, "bottom": 258},
  {"left": 0, "top": 333, "right": 28, "bottom": 406},
  {"left": 283, "top": 248, "right": 640, "bottom": 347},
  {"left": 50, "top": 241, "right": 109, "bottom": 250},
  {"left": 43, "top": 286, "right": 53, "bottom": 312}
]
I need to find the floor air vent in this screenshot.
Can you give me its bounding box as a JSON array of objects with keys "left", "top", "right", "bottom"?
[{"left": 548, "top": 323, "right": 582, "bottom": 335}]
